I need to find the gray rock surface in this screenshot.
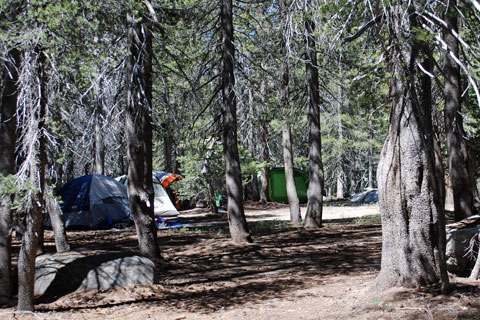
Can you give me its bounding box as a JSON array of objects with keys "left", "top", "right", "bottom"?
[
  {"left": 446, "top": 225, "right": 480, "bottom": 276},
  {"left": 35, "top": 251, "right": 157, "bottom": 302}
]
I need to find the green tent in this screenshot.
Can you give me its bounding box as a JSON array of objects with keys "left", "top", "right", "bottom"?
[{"left": 260, "top": 168, "right": 309, "bottom": 204}]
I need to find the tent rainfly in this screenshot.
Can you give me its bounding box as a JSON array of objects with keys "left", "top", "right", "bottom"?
[{"left": 261, "top": 167, "right": 309, "bottom": 204}]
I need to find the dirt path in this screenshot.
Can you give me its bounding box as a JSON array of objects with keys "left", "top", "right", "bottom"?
[
  {"left": 244, "top": 203, "right": 379, "bottom": 221},
  {"left": 180, "top": 202, "right": 380, "bottom": 227}
]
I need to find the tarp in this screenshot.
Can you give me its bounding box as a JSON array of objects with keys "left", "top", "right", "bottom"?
[
  {"left": 261, "top": 167, "right": 309, "bottom": 204},
  {"left": 58, "top": 175, "right": 133, "bottom": 229}
]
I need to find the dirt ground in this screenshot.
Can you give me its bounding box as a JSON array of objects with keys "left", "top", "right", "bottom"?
[{"left": 2, "top": 202, "right": 480, "bottom": 319}]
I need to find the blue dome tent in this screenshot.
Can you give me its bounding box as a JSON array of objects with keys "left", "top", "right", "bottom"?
[{"left": 57, "top": 174, "right": 133, "bottom": 229}]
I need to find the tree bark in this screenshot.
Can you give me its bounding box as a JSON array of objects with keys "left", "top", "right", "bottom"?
[
  {"left": 126, "top": 13, "right": 161, "bottom": 261},
  {"left": 244, "top": 88, "right": 260, "bottom": 202},
  {"left": 94, "top": 104, "right": 105, "bottom": 175},
  {"left": 45, "top": 185, "right": 70, "bottom": 252},
  {"left": 207, "top": 182, "right": 219, "bottom": 213},
  {"left": 220, "top": 0, "right": 252, "bottom": 243},
  {"left": 17, "top": 47, "right": 48, "bottom": 311},
  {"left": 0, "top": 48, "right": 20, "bottom": 306},
  {"left": 259, "top": 122, "right": 270, "bottom": 203},
  {"left": 163, "top": 119, "right": 174, "bottom": 173},
  {"left": 444, "top": 0, "right": 478, "bottom": 221},
  {"left": 282, "top": 122, "right": 301, "bottom": 226},
  {"left": 336, "top": 64, "right": 344, "bottom": 198},
  {"left": 303, "top": 2, "right": 324, "bottom": 228},
  {"left": 17, "top": 200, "right": 43, "bottom": 311},
  {"left": 368, "top": 120, "right": 374, "bottom": 190},
  {"left": 278, "top": 1, "right": 300, "bottom": 225},
  {"left": 373, "top": 5, "right": 448, "bottom": 293},
  {"left": 336, "top": 114, "right": 344, "bottom": 197},
  {"left": 245, "top": 174, "right": 260, "bottom": 202},
  {"left": 259, "top": 76, "right": 270, "bottom": 204}
]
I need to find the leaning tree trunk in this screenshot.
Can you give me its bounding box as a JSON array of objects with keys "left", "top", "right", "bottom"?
[
  {"left": 303, "top": 1, "right": 324, "bottom": 228},
  {"left": 373, "top": 5, "right": 448, "bottom": 293},
  {"left": 220, "top": 0, "right": 251, "bottom": 243},
  {"left": 126, "top": 13, "right": 161, "bottom": 261},
  {"left": 444, "top": 0, "right": 478, "bottom": 221},
  {"left": 0, "top": 48, "right": 20, "bottom": 306},
  {"left": 45, "top": 185, "right": 70, "bottom": 252}
]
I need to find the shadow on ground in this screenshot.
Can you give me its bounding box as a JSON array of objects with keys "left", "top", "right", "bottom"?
[
  {"left": 28, "top": 218, "right": 383, "bottom": 313},
  {"left": 9, "top": 212, "right": 479, "bottom": 317}
]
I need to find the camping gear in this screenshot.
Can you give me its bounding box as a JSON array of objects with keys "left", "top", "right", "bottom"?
[
  {"left": 116, "top": 172, "right": 181, "bottom": 217},
  {"left": 57, "top": 174, "right": 133, "bottom": 229},
  {"left": 152, "top": 171, "right": 186, "bottom": 210},
  {"left": 155, "top": 217, "right": 191, "bottom": 229},
  {"left": 153, "top": 171, "right": 182, "bottom": 188},
  {"left": 153, "top": 171, "right": 195, "bottom": 210},
  {"left": 350, "top": 189, "right": 378, "bottom": 203},
  {"left": 261, "top": 168, "right": 309, "bottom": 204}
]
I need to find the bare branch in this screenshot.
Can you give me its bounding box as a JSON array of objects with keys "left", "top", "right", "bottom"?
[{"left": 343, "top": 14, "right": 384, "bottom": 43}]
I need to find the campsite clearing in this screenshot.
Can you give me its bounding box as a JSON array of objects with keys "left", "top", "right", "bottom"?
[{"left": 2, "top": 203, "right": 480, "bottom": 319}]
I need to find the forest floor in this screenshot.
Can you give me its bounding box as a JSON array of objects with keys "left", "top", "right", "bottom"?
[{"left": 2, "top": 202, "right": 480, "bottom": 319}]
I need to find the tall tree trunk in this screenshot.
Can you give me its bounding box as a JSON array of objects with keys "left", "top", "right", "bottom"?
[
  {"left": 336, "top": 111, "right": 344, "bottom": 198},
  {"left": 245, "top": 174, "right": 260, "bottom": 202},
  {"left": 279, "top": 0, "right": 300, "bottom": 225},
  {"left": 220, "top": 0, "right": 251, "bottom": 243},
  {"left": 283, "top": 122, "right": 301, "bottom": 226},
  {"left": 207, "top": 182, "right": 219, "bottom": 213},
  {"left": 126, "top": 13, "right": 161, "bottom": 261},
  {"left": 65, "top": 155, "right": 74, "bottom": 185},
  {"left": 259, "top": 75, "right": 270, "bottom": 204},
  {"left": 45, "top": 185, "right": 69, "bottom": 252},
  {"left": 368, "top": 119, "right": 374, "bottom": 190},
  {"left": 444, "top": 0, "right": 478, "bottom": 221},
  {"left": 373, "top": 5, "right": 448, "bottom": 293},
  {"left": 17, "top": 47, "right": 47, "bottom": 311},
  {"left": 163, "top": 119, "right": 174, "bottom": 173},
  {"left": 17, "top": 199, "right": 43, "bottom": 311},
  {"left": 244, "top": 88, "right": 260, "bottom": 202},
  {"left": 159, "top": 69, "right": 174, "bottom": 174},
  {"left": 259, "top": 122, "right": 270, "bottom": 203},
  {"left": 304, "top": 2, "right": 324, "bottom": 228},
  {"left": 94, "top": 104, "right": 105, "bottom": 175},
  {"left": 336, "top": 62, "right": 344, "bottom": 198},
  {"left": 0, "top": 48, "right": 20, "bottom": 306}
]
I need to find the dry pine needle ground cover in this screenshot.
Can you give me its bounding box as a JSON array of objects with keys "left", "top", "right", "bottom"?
[{"left": 1, "top": 203, "right": 480, "bottom": 319}]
